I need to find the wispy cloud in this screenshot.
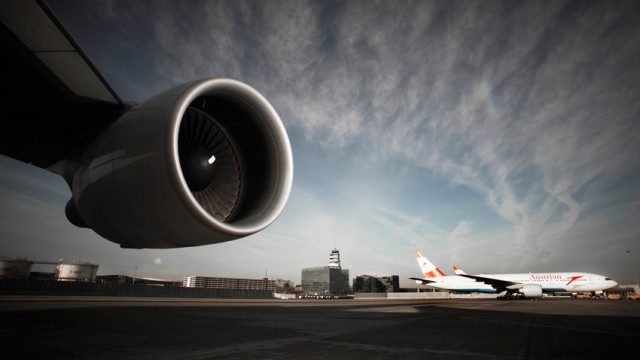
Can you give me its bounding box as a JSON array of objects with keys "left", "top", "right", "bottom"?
[
  {"left": 107, "top": 0, "right": 639, "bottom": 269},
  {"left": 25, "top": 0, "right": 640, "bottom": 282}
]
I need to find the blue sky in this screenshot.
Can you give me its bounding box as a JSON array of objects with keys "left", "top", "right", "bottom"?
[{"left": 2, "top": 0, "right": 640, "bottom": 286}]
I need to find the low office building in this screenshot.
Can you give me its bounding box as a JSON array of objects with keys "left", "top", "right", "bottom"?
[
  {"left": 353, "top": 274, "right": 399, "bottom": 293},
  {"left": 183, "top": 276, "right": 275, "bottom": 291},
  {"left": 273, "top": 278, "right": 295, "bottom": 293}
]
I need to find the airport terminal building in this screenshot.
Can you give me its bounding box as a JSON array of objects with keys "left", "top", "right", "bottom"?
[{"left": 301, "top": 249, "right": 350, "bottom": 296}]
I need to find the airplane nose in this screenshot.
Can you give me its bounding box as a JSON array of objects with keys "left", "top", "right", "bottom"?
[{"left": 611, "top": 280, "right": 618, "bottom": 287}]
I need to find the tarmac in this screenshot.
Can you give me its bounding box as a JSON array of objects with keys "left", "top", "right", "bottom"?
[{"left": 1, "top": 296, "right": 639, "bottom": 359}]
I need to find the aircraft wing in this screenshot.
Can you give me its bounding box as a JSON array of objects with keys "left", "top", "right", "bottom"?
[
  {"left": 409, "top": 277, "right": 436, "bottom": 284},
  {"left": 0, "top": 0, "right": 294, "bottom": 249},
  {"left": 0, "top": 0, "right": 125, "bottom": 170},
  {"left": 459, "top": 274, "right": 520, "bottom": 291}
]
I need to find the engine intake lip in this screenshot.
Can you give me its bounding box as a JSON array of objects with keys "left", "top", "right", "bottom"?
[{"left": 167, "top": 78, "right": 293, "bottom": 237}]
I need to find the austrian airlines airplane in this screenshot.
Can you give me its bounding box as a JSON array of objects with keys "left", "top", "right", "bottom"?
[{"left": 409, "top": 252, "right": 618, "bottom": 299}]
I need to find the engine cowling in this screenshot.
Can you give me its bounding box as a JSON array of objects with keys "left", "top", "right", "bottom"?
[
  {"left": 518, "top": 284, "right": 543, "bottom": 298},
  {"left": 66, "top": 78, "right": 293, "bottom": 248}
]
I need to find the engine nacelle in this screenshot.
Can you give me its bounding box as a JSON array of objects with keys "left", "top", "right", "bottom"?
[
  {"left": 66, "top": 78, "right": 293, "bottom": 248},
  {"left": 518, "top": 284, "right": 543, "bottom": 298}
]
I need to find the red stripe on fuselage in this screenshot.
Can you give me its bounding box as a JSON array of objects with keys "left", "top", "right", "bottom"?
[{"left": 566, "top": 275, "right": 583, "bottom": 285}]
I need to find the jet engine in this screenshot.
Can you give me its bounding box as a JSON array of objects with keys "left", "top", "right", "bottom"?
[
  {"left": 65, "top": 78, "right": 293, "bottom": 248},
  {"left": 518, "top": 284, "right": 543, "bottom": 298}
]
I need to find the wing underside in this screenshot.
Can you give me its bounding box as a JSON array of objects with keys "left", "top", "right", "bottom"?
[
  {"left": 409, "top": 277, "right": 436, "bottom": 284},
  {"left": 460, "top": 274, "right": 521, "bottom": 292},
  {"left": 0, "top": 0, "right": 124, "bottom": 170}
]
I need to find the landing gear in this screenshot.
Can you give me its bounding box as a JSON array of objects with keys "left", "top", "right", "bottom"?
[{"left": 497, "top": 293, "right": 529, "bottom": 300}]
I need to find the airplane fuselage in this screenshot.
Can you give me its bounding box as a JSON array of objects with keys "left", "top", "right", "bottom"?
[{"left": 423, "top": 272, "right": 617, "bottom": 294}]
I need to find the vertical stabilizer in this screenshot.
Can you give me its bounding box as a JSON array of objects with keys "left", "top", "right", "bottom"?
[
  {"left": 414, "top": 252, "right": 446, "bottom": 278},
  {"left": 453, "top": 265, "right": 466, "bottom": 275}
]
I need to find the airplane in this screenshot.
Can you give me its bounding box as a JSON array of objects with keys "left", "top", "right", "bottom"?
[
  {"left": 410, "top": 251, "right": 618, "bottom": 299},
  {"left": 0, "top": 0, "right": 293, "bottom": 248}
]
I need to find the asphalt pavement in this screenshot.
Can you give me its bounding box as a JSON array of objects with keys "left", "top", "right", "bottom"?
[{"left": 1, "top": 296, "right": 639, "bottom": 359}]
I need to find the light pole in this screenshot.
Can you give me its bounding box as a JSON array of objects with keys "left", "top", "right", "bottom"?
[
  {"left": 627, "top": 250, "right": 639, "bottom": 292},
  {"left": 133, "top": 266, "right": 138, "bottom": 285}
]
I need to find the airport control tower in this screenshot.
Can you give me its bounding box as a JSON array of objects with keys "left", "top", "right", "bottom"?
[{"left": 329, "top": 249, "right": 341, "bottom": 268}]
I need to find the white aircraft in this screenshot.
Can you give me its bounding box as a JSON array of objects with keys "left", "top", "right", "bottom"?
[{"left": 410, "top": 251, "right": 618, "bottom": 299}]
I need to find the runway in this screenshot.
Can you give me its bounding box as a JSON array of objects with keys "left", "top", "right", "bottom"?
[{"left": 1, "top": 296, "right": 639, "bottom": 359}]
